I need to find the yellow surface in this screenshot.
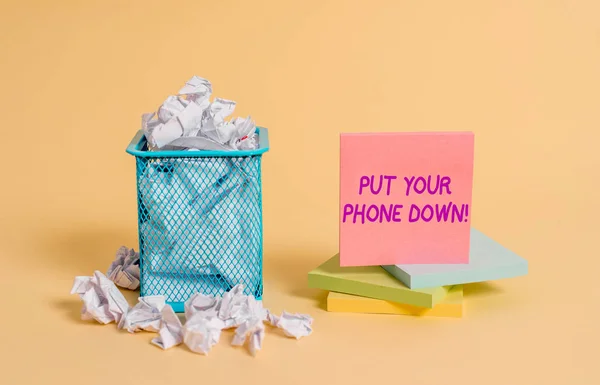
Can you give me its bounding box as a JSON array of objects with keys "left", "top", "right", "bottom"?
[
  {"left": 327, "top": 286, "right": 463, "bottom": 318},
  {"left": 1, "top": 1, "right": 599, "bottom": 385}
]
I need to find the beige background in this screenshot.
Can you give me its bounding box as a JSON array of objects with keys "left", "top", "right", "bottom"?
[{"left": 1, "top": 1, "right": 599, "bottom": 384}]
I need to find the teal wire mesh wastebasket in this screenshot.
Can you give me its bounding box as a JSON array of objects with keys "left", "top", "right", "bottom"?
[{"left": 126, "top": 128, "right": 269, "bottom": 312}]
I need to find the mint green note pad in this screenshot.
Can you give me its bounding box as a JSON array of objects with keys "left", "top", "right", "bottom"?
[
  {"left": 308, "top": 254, "right": 450, "bottom": 308},
  {"left": 382, "top": 228, "right": 528, "bottom": 289}
]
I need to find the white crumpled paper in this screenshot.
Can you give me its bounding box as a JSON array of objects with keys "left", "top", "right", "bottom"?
[
  {"left": 178, "top": 75, "right": 212, "bottom": 99},
  {"left": 185, "top": 285, "right": 266, "bottom": 328},
  {"left": 71, "top": 279, "right": 312, "bottom": 356},
  {"left": 117, "top": 294, "right": 184, "bottom": 350},
  {"left": 142, "top": 76, "right": 259, "bottom": 152},
  {"left": 151, "top": 304, "right": 184, "bottom": 350},
  {"left": 70, "top": 271, "right": 130, "bottom": 324},
  {"left": 183, "top": 313, "right": 226, "bottom": 355},
  {"left": 269, "top": 311, "right": 313, "bottom": 339},
  {"left": 184, "top": 292, "right": 221, "bottom": 320},
  {"left": 107, "top": 246, "right": 140, "bottom": 290},
  {"left": 118, "top": 296, "right": 165, "bottom": 333},
  {"left": 231, "top": 317, "right": 265, "bottom": 356},
  {"left": 182, "top": 284, "right": 311, "bottom": 356}
]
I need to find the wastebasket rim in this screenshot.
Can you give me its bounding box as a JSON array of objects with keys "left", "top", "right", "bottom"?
[{"left": 126, "top": 127, "right": 270, "bottom": 158}]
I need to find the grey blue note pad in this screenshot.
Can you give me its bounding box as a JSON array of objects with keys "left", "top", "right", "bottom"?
[{"left": 382, "top": 228, "right": 528, "bottom": 289}]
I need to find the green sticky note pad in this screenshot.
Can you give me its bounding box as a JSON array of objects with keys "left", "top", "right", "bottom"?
[{"left": 308, "top": 254, "right": 451, "bottom": 308}]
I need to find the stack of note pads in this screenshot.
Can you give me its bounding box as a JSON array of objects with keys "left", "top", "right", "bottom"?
[{"left": 308, "top": 228, "right": 528, "bottom": 318}]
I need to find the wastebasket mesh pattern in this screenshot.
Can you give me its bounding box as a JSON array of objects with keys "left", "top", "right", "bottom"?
[{"left": 135, "top": 155, "right": 263, "bottom": 304}]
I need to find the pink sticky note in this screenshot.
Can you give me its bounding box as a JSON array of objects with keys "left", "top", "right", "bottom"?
[{"left": 339, "top": 132, "right": 474, "bottom": 267}]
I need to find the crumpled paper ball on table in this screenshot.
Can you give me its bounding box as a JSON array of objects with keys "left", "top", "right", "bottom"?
[
  {"left": 71, "top": 271, "right": 313, "bottom": 356},
  {"left": 107, "top": 246, "right": 140, "bottom": 290}
]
